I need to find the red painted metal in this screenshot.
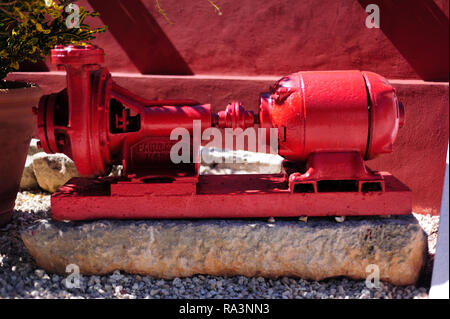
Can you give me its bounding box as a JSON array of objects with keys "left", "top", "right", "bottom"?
[
  {"left": 36, "top": 45, "right": 410, "bottom": 220},
  {"left": 52, "top": 172, "right": 411, "bottom": 220},
  {"left": 215, "top": 101, "right": 255, "bottom": 129},
  {"left": 260, "top": 71, "right": 404, "bottom": 162}
]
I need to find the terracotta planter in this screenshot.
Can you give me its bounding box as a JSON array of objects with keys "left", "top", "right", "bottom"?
[{"left": 0, "top": 81, "right": 42, "bottom": 226}]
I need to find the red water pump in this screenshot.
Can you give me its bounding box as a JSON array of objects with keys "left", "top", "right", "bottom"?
[{"left": 36, "top": 45, "right": 411, "bottom": 220}]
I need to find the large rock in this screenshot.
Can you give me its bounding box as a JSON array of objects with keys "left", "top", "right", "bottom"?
[
  {"left": 20, "top": 156, "right": 39, "bottom": 190},
  {"left": 31, "top": 152, "right": 80, "bottom": 193},
  {"left": 21, "top": 215, "right": 427, "bottom": 285},
  {"left": 19, "top": 139, "right": 43, "bottom": 190}
]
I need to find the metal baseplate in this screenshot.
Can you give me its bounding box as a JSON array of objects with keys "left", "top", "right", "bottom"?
[{"left": 51, "top": 171, "right": 411, "bottom": 221}]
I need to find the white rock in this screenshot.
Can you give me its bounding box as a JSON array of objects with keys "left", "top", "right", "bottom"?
[
  {"left": 31, "top": 152, "right": 80, "bottom": 193},
  {"left": 19, "top": 139, "right": 44, "bottom": 190},
  {"left": 200, "top": 148, "right": 283, "bottom": 175},
  {"left": 20, "top": 156, "right": 39, "bottom": 190},
  {"left": 28, "top": 138, "right": 43, "bottom": 156}
]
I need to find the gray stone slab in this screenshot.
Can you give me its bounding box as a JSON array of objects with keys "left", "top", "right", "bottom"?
[{"left": 21, "top": 215, "right": 427, "bottom": 286}]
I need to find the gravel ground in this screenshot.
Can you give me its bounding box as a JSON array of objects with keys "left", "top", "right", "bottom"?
[{"left": 0, "top": 191, "right": 438, "bottom": 299}]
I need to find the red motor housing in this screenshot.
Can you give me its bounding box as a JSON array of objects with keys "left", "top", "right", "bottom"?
[{"left": 259, "top": 70, "right": 405, "bottom": 162}]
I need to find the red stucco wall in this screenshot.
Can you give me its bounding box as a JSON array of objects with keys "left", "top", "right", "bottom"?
[{"left": 26, "top": 0, "right": 449, "bottom": 81}]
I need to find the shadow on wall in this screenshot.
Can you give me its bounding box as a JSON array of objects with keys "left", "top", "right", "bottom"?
[
  {"left": 88, "top": 0, "right": 193, "bottom": 75},
  {"left": 358, "top": 0, "right": 449, "bottom": 81},
  {"left": 19, "top": 60, "right": 49, "bottom": 73},
  {"left": 19, "top": 0, "right": 449, "bottom": 81}
]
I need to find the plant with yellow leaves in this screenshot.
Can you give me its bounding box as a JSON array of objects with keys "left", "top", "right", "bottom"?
[{"left": 0, "top": 0, "right": 106, "bottom": 86}]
